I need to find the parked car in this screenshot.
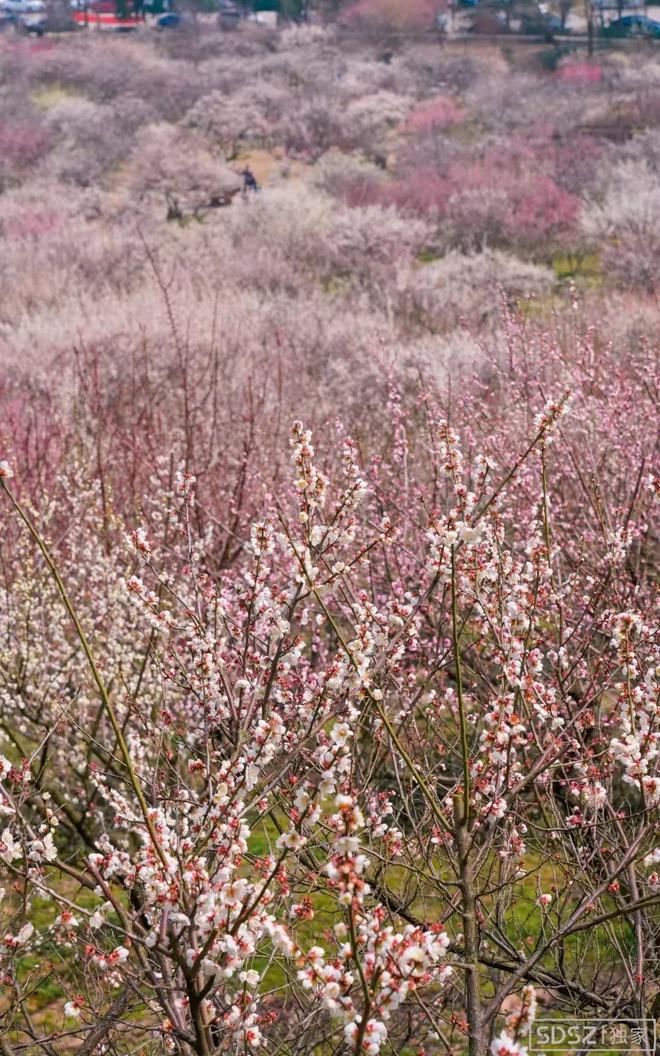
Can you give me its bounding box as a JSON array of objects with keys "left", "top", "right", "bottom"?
[
  {"left": 602, "top": 14, "right": 660, "bottom": 36},
  {"left": 20, "top": 14, "right": 46, "bottom": 31},
  {"left": 156, "top": 10, "right": 193, "bottom": 27},
  {"left": 467, "top": 8, "right": 508, "bottom": 32},
  {"left": 218, "top": 0, "right": 240, "bottom": 27},
  {"left": 520, "top": 9, "right": 565, "bottom": 36},
  {"left": 2, "top": 0, "right": 45, "bottom": 15},
  {"left": 0, "top": 0, "right": 50, "bottom": 33}
]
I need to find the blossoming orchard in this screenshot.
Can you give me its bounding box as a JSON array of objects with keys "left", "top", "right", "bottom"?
[
  {"left": 0, "top": 318, "right": 657, "bottom": 1056},
  {"left": 0, "top": 5, "right": 659, "bottom": 1054}
]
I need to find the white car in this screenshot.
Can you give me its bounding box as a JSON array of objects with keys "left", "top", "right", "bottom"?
[{"left": 3, "top": 0, "right": 46, "bottom": 13}]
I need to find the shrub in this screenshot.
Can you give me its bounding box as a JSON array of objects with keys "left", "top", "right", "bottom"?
[
  {"left": 185, "top": 87, "right": 285, "bottom": 157},
  {"left": 25, "top": 36, "right": 205, "bottom": 120},
  {"left": 222, "top": 184, "right": 432, "bottom": 286},
  {"left": 0, "top": 120, "right": 50, "bottom": 182},
  {"left": 581, "top": 160, "right": 660, "bottom": 289},
  {"left": 314, "top": 151, "right": 389, "bottom": 208},
  {"left": 43, "top": 97, "right": 128, "bottom": 184},
  {"left": 344, "top": 88, "right": 413, "bottom": 139},
  {"left": 557, "top": 60, "right": 603, "bottom": 83},
  {"left": 126, "top": 122, "right": 242, "bottom": 210},
  {"left": 394, "top": 248, "right": 555, "bottom": 330},
  {"left": 405, "top": 94, "right": 462, "bottom": 133},
  {"left": 343, "top": 153, "right": 580, "bottom": 252}
]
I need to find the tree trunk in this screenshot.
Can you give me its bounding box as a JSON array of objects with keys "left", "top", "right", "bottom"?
[
  {"left": 455, "top": 802, "right": 485, "bottom": 1056},
  {"left": 586, "top": 0, "right": 594, "bottom": 55}
]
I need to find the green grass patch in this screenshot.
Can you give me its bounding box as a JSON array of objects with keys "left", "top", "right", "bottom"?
[
  {"left": 417, "top": 249, "right": 442, "bottom": 264},
  {"left": 31, "top": 84, "right": 81, "bottom": 111},
  {"left": 552, "top": 251, "right": 602, "bottom": 283}
]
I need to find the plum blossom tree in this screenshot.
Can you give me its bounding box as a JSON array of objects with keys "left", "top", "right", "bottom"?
[
  {"left": 0, "top": 120, "right": 51, "bottom": 187},
  {"left": 0, "top": 322, "right": 657, "bottom": 1056}
]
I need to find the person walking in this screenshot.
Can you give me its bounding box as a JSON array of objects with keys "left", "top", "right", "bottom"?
[{"left": 240, "top": 166, "right": 259, "bottom": 193}]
